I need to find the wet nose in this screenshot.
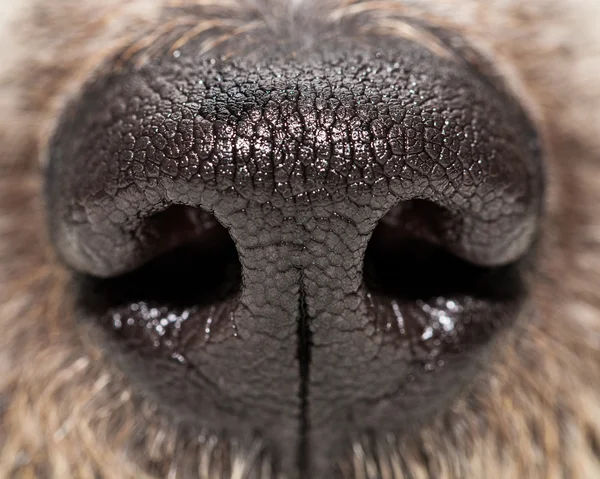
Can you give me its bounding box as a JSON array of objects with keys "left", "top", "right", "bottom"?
[{"left": 46, "top": 31, "right": 542, "bottom": 476}]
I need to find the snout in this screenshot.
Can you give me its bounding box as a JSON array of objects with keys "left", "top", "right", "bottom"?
[{"left": 46, "top": 22, "right": 543, "bottom": 477}]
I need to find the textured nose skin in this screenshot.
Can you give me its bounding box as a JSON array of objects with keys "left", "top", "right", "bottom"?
[
  {"left": 47, "top": 32, "right": 542, "bottom": 477},
  {"left": 47, "top": 36, "right": 541, "bottom": 279}
]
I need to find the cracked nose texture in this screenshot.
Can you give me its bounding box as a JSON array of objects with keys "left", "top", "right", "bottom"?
[
  {"left": 47, "top": 31, "right": 542, "bottom": 477},
  {"left": 48, "top": 35, "right": 541, "bottom": 280}
]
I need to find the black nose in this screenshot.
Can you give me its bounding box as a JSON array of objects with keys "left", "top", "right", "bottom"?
[
  {"left": 48, "top": 40, "right": 540, "bottom": 278},
  {"left": 46, "top": 31, "right": 542, "bottom": 476}
]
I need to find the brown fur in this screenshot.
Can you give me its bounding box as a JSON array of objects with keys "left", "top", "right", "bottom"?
[{"left": 0, "top": 0, "right": 599, "bottom": 477}]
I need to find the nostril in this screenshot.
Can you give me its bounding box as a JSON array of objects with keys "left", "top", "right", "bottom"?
[
  {"left": 82, "top": 206, "right": 241, "bottom": 301},
  {"left": 362, "top": 196, "right": 527, "bottom": 352},
  {"left": 364, "top": 196, "right": 527, "bottom": 302},
  {"left": 364, "top": 210, "right": 515, "bottom": 300},
  {"left": 136, "top": 205, "right": 231, "bottom": 268},
  {"left": 79, "top": 206, "right": 243, "bottom": 355},
  {"left": 374, "top": 199, "right": 461, "bottom": 255}
]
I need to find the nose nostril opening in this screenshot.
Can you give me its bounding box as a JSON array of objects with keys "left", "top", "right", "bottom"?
[
  {"left": 375, "top": 199, "right": 459, "bottom": 251},
  {"left": 365, "top": 234, "right": 485, "bottom": 300},
  {"left": 84, "top": 206, "right": 242, "bottom": 308},
  {"left": 143, "top": 205, "right": 231, "bottom": 266},
  {"left": 363, "top": 200, "right": 524, "bottom": 301},
  {"left": 363, "top": 206, "right": 527, "bottom": 350},
  {"left": 76, "top": 207, "right": 244, "bottom": 381}
]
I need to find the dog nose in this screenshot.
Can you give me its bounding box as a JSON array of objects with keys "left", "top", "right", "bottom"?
[
  {"left": 46, "top": 30, "right": 542, "bottom": 475},
  {"left": 47, "top": 42, "right": 540, "bottom": 280}
]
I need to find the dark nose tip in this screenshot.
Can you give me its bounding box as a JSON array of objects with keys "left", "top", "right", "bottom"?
[{"left": 47, "top": 37, "right": 541, "bottom": 280}]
